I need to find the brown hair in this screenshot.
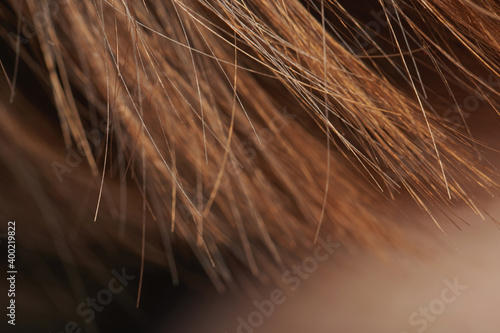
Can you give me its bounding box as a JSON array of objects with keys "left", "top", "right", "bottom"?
[{"left": 1, "top": 0, "right": 499, "bottom": 302}]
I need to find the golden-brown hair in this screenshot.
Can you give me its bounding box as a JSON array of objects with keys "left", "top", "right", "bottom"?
[{"left": 1, "top": 0, "right": 500, "bottom": 309}]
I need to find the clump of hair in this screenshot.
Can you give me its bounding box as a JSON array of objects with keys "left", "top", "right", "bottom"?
[{"left": 1, "top": 0, "right": 499, "bottom": 295}]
